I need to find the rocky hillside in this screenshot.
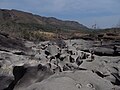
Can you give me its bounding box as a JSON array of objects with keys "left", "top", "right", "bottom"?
[
  {"left": 0, "top": 9, "right": 88, "bottom": 40},
  {"left": 0, "top": 9, "right": 88, "bottom": 29}
]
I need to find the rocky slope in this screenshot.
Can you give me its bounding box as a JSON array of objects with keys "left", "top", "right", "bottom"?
[{"left": 0, "top": 9, "right": 88, "bottom": 33}]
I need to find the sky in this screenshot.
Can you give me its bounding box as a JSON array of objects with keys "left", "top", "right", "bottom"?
[{"left": 0, "top": 0, "right": 120, "bottom": 29}]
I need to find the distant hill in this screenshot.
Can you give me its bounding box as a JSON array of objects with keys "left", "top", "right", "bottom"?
[
  {"left": 0, "top": 9, "right": 88, "bottom": 32},
  {"left": 0, "top": 9, "right": 89, "bottom": 41}
]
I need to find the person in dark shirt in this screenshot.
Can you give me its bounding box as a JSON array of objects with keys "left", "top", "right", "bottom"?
[{"left": 113, "top": 45, "right": 117, "bottom": 54}]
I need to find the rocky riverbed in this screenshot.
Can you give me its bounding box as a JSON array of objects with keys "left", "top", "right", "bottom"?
[{"left": 0, "top": 39, "right": 120, "bottom": 90}]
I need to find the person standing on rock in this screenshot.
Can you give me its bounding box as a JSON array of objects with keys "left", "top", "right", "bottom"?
[
  {"left": 90, "top": 51, "right": 95, "bottom": 61},
  {"left": 113, "top": 45, "right": 117, "bottom": 55}
]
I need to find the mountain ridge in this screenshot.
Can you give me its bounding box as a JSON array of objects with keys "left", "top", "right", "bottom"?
[
  {"left": 0, "top": 9, "right": 88, "bottom": 32},
  {"left": 0, "top": 9, "right": 90, "bottom": 41}
]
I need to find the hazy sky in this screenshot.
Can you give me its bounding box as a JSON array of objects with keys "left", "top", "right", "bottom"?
[{"left": 0, "top": 0, "right": 120, "bottom": 28}]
